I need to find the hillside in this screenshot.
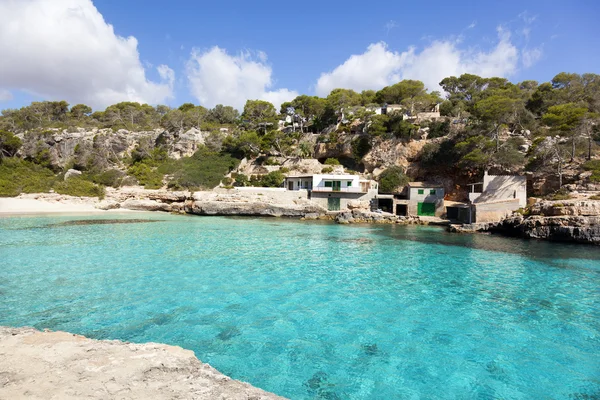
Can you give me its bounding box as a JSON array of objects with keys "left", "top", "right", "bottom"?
[{"left": 1, "top": 72, "right": 599, "bottom": 200}]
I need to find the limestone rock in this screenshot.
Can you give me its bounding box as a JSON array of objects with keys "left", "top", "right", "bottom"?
[
  {"left": 120, "top": 199, "right": 172, "bottom": 212},
  {"left": 0, "top": 326, "right": 285, "bottom": 400},
  {"left": 95, "top": 200, "right": 120, "bottom": 210},
  {"left": 64, "top": 169, "right": 82, "bottom": 180}
]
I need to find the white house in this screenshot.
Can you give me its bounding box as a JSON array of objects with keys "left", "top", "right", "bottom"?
[
  {"left": 284, "top": 174, "right": 378, "bottom": 211},
  {"left": 466, "top": 171, "right": 527, "bottom": 222}
]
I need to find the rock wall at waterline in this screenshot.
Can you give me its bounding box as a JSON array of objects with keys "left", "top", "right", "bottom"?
[
  {"left": 450, "top": 200, "right": 600, "bottom": 245},
  {"left": 0, "top": 326, "right": 284, "bottom": 400}
]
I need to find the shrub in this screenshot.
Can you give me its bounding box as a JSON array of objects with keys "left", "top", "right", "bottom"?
[
  {"left": 0, "top": 130, "right": 22, "bottom": 157},
  {"left": 324, "top": 158, "right": 340, "bottom": 165},
  {"left": 279, "top": 167, "right": 290, "bottom": 174},
  {"left": 157, "top": 146, "right": 240, "bottom": 190},
  {"left": 377, "top": 166, "right": 409, "bottom": 194},
  {"left": 352, "top": 136, "right": 371, "bottom": 161},
  {"left": 0, "top": 158, "right": 55, "bottom": 196},
  {"left": 427, "top": 120, "right": 450, "bottom": 139},
  {"left": 544, "top": 188, "right": 574, "bottom": 201},
  {"left": 588, "top": 195, "right": 600, "bottom": 200},
  {"left": 321, "top": 166, "right": 334, "bottom": 173},
  {"left": 128, "top": 163, "right": 164, "bottom": 189},
  {"left": 84, "top": 169, "right": 124, "bottom": 188},
  {"left": 234, "top": 173, "right": 249, "bottom": 187},
  {"left": 54, "top": 176, "right": 105, "bottom": 198},
  {"left": 258, "top": 170, "right": 284, "bottom": 187},
  {"left": 264, "top": 157, "right": 280, "bottom": 166}
]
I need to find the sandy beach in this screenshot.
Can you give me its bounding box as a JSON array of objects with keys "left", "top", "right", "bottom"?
[{"left": 0, "top": 193, "right": 105, "bottom": 214}]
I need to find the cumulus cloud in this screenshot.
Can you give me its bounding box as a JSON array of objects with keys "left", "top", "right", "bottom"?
[
  {"left": 315, "top": 27, "right": 523, "bottom": 96},
  {"left": 186, "top": 46, "right": 298, "bottom": 111},
  {"left": 0, "top": 0, "right": 174, "bottom": 110}
]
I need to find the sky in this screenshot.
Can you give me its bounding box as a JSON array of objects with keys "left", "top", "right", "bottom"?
[{"left": 0, "top": 0, "right": 599, "bottom": 112}]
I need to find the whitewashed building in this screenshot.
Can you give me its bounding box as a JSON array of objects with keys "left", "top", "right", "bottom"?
[{"left": 284, "top": 174, "right": 378, "bottom": 211}]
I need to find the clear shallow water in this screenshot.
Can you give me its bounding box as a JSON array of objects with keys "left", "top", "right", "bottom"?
[{"left": 1, "top": 213, "right": 599, "bottom": 399}]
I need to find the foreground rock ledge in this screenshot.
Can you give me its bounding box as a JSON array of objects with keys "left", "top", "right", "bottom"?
[{"left": 0, "top": 326, "right": 285, "bottom": 400}]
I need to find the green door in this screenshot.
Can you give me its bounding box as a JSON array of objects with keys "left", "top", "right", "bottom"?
[
  {"left": 332, "top": 181, "right": 341, "bottom": 192},
  {"left": 328, "top": 197, "right": 341, "bottom": 211},
  {"left": 417, "top": 202, "right": 436, "bottom": 216}
]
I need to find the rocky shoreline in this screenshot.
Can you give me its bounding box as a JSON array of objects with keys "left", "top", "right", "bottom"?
[
  {"left": 0, "top": 326, "right": 284, "bottom": 400},
  {"left": 3, "top": 190, "right": 600, "bottom": 245},
  {"left": 450, "top": 200, "right": 600, "bottom": 245}
]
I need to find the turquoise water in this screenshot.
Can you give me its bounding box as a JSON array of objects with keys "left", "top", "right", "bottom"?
[{"left": 1, "top": 213, "right": 599, "bottom": 399}]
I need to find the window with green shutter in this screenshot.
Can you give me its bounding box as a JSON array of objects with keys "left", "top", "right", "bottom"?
[
  {"left": 325, "top": 181, "right": 333, "bottom": 187},
  {"left": 430, "top": 189, "right": 436, "bottom": 195},
  {"left": 347, "top": 181, "right": 352, "bottom": 187},
  {"left": 418, "top": 189, "right": 424, "bottom": 195}
]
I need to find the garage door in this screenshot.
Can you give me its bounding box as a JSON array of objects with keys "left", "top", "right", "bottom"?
[{"left": 417, "top": 202, "right": 436, "bottom": 216}]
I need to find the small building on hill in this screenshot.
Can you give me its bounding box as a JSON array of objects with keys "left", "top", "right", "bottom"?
[
  {"left": 465, "top": 171, "right": 527, "bottom": 223},
  {"left": 393, "top": 182, "right": 445, "bottom": 217},
  {"left": 284, "top": 174, "right": 378, "bottom": 211}
]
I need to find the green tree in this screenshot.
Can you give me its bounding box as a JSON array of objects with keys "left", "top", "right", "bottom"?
[
  {"left": 70, "top": 104, "right": 92, "bottom": 120},
  {"left": 0, "top": 130, "right": 22, "bottom": 158},
  {"left": 377, "top": 166, "right": 409, "bottom": 193},
  {"left": 208, "top": 104, "right": 239, "bottom": 124},
  {"left": 474, "top": 95, "right": 519, "bottom": 150},
  {"left": 367, "top": 114, "right": 389, "bottom": 136},
  {"left": 242, "top": 100, "right": 277, "bottom": 131},
  {"left": 542, "top": 103, "right": 589, "bottom": 161}
]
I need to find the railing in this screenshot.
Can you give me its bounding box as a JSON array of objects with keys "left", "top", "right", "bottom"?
[{"left": 311, "top": 187, "right": 366, "bottom": 193}]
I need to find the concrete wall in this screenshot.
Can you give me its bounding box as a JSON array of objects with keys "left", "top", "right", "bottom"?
[
  {"left": 312, "top": 189, "right": 378, "bottom": 211},
  {"left": 407, "top": 198, "right": 445, "bottom": 217},
  {"left": 408, "top": 187, "right": 444, "bottom": 202},
  {"left": 474, "top": 199, "right": 521, "bottom": 223},
  {"left": 477, "top": 174, "right": 527, "bottom": 208}
]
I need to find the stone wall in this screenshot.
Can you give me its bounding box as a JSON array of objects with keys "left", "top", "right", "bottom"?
[{"left": 474, "top": 199, "right": 521, "bottom": 223}]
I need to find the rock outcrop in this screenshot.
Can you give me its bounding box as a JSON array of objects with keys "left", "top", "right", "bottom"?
[
  {"left": 450, "top": 199, "right": 600, "bottom": 245},
  {"left": 0, "top": 326, "right": 284, "bottom": 400}
]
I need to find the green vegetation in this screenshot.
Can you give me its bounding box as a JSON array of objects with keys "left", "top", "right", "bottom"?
[
  {"left": 324, "top": 158, "right": 340, "bottom": 165},
  {"left": 377, "top": 166, "right": 410, "bottom": 194},
  {"left": 0, "top": 158, "right": 55, "bottom": 196},
  {"left": 1, "top": 70, "right": 600, "bottom": 197},
  {"left": 55, "top": 176, "right": 105, "bottom": 198},
  {"left": 158, "top": 147, "right": 239, "bottom": 190}
]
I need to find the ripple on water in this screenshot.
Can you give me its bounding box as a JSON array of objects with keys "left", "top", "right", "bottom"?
[{"left": 0, "top": 214, "right": 599, "bottom": 399}]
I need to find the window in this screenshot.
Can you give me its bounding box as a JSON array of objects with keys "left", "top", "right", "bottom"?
[
  {"left": 324, "top": 181, "right": 333, "bottom": 187},
  {"left": 347, "top": 181, "right": 352, "bottom": 187},
  {"left": 418, "top": 189, "right": 424, "bottom": 195},
  {"left": 430, "top": 189, "right": 436, "bottom": 195}
]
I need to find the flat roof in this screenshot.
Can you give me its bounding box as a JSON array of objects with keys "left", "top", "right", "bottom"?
[
  {"left": 285, "top": 174, "right": 359, "bottom": 179},
  {"left": 407, "top": 182, "right": 444, "bottom": 188}
]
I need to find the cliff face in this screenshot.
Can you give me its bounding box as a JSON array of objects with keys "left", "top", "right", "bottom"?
[{"left": 16, "top": 127, "right": 211, "bottom": 169}]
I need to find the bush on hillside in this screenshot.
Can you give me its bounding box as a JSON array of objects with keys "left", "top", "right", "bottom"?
[
  {"left": 377, "top": 166, "right": 410, "bottom": 194},
  {"left": 54, "top": 176, "right": 105, "bottom": 198},
  {"left": 0, "top": 158, "right": 55, "bottom": 196}
]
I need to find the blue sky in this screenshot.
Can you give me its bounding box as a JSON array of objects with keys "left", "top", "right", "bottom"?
[{"left": 0, "top": 0, "right": 599, "bottom": 111}]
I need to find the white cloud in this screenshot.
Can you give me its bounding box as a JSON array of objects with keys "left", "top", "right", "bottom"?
[
  {"left": 522, "top": 47, "right": 543, "bottom": 68},
  {"left": 315, "top": 27, "right": 521, "bottom": 96},
  {"left": 467, "top": 21, "right": 477, "bottom": 29},
  {"left": 186, "top": 46, "right": 298, "bottom": 111},
  {"left": 0, "top": 89, "right": 13, "bottom": 102},
  {"left": 0, "top": 0, "right": 174, "bottom": 110}
]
